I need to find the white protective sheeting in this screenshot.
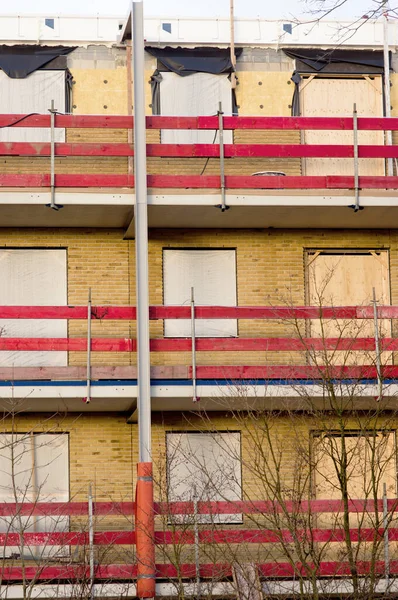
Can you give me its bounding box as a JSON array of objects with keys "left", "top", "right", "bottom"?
[
  {"left": 160, "top": 72, "right": 233, "bottom": 144},
  {"left": 167, "top": 432, "right": 242, "bottom": 523},
  {"left": 163, "top": 249, "right": 237, "bottom": 337},
  {"left": 0, "top": 70, "right": 65, "bottom": 142},
  {"left": 0, "top": 433, "right": 69, "bottom": 558},
  {"left": 0, "top": 249, "right": 67, "bottom": 366}
]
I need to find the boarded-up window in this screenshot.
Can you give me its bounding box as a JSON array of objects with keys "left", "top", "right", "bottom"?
[
  {"left": 0, "top": 249, "right": 67, "bottom": 367},
  {"left": 160, "top": 72, "right": 233, "bottom": 144},
  {"left": 166, "top": 432, "right": 242, "bottom": 523},
  {"left": 306, "top": 250, "right": 391, "bottom": 365},
  {"left": 0, "top": 70, "right": 66, "bottom": 142},
  {"left": 0, "top": 433, "right": 69, "bottom": 558},
  {"left": 301, "top": 77, "right": 384, "bottom": 176},
  {"left": 313, "top": 431, "right": 397, "bottom": 500},
  {"left": 163, "top": 249, "right": 237, "bottom": 337},
  {"left": 307, "top": 250, "right": 390, "bottom": 308}
]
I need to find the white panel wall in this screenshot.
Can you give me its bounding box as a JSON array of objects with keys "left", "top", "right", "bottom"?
[
  {"left": 0, "top": 71, "right": 65, "bottom": 142},
  {"left": 0, "top": 433, "right": 69, "bottom": 558},
  {"left": 167, "top": 432, "right": 241, "bottom": 523},
  {"left": 0, "top": 249, "right": 67, "bottom": 367},
  {"left": 163, "top": 249, "right": 237, "bottom": 337},
  {"left": 160, "top": 72, "right": 233, "bottom": 144}
]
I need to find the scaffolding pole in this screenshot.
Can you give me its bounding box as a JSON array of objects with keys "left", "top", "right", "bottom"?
[
  {"left": 383, "top": 482, "right": 390, "bottom": 587},
  {"left": 191, "top": 287, "right": 198, "bottom": 402},
  {"left": 383, "top": 2, "right": 393, "bottom": 176},
  {"left": 132, "top": 1, "right": 155, "bottom": 598},
  {"left": 353, "top": 103, "right": 360, "bottom": 212},
  {"left": 218, "top": 101, "right": 228, "bottom": 212},
  {"left": 86, "top": 288, "right": 92, "bottom": 404},
  {"left": 373, "top": 287, "right": 383, "bottom": 402}
]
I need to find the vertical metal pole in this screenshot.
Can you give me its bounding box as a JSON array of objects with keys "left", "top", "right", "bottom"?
[
  {"left": 383, "top": 2, "right": 393, "bottom": 176},
  {"left": 133, "top": 0, "right": 151, "bottom": 463},
  {"left": 48, "top": 99, "right": 60, "bottom": 211},
  {"left": 373, "top": 287, "right": 383, "bottom": 402},
  {"left": 230, "top": 0, "right": 236, "bottom": 90},
  {"left": 383, "top": 482, "right": 390, "bottom": 587},
  {"left": 353, "top": 103, "right": 360, "bottom": 212},
  {"left": 218, "top": 102, "right": 228, "bottom": 212},
  {"left": 191, "top": 287, "right": 198, "bottom": 402},
  {"left": 86, "top": 288, "right": 92, "bottom": 404},
  {"left": 126, "top": 41, "right": 134, "bottom": 176},
  {"left": 132, "top": 3, "right": 155, "bottom": 598},
  {"left": 193, "top": 490, "right": 201, "bottom": 600},
  {"left": 88, "top": 483, "right": 95, "bottom": 592}
]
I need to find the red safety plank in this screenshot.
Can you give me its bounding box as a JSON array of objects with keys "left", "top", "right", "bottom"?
[
  {"left": 154, "top": 498, "right": 398, "bottom": 516},
  {"left": 2, "top": 173, "right": 398, "bottom": 189},
  {"left": 155, "top": 527, "right": 398, "bottom": 545},
  {"left": 0, "top": 531, "right": 136, "bottom": 546},
  {"left": 258, "top": 559, "right": 398, "bottom": 578},
  {"left": 193, "top": 364, "right": 398, "bottom": 379},
  {"left": 4, "top": 142, "right": 398, "bottom": 159},
  {"left": 0, "top": 501, "right": 135, "bottom": 517},
  {"left": 0, "top": 305, "right": 367, "bottom": 320},
  {"left": 3, "top": 561, "right": 398, "bottom": 581},
  {"left": 3, "top": 527, "right": 393, "bottom": 547},
  {"left": 0, "top": 338, "right": 136, "bottom": 351},
  {"left": 0, "top": 498, "right": 395, "bottom": 519},
  {"left": 0, "top": 364, "right": 395, "bottom": 382},
  {"left": 2, "top": 114, "right": 398, "bottom": 131},
  {"left": 0, "top": 306, "right": 137, "bottom": 319},
  {"left": 1, "top": 337, "right": 396, "bottom": 352},
  {"left": 148, "top": 116, "right": 398, "bottom": 131},
  {"left": 2, "top": 305, "right": 398, "bottom": 320}
]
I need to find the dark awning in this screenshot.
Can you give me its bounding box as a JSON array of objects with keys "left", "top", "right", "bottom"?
[
  {"left": 145, "top": 46, "right": 242, "bottom": 76},
  {"left": 0, "top": 45, "right": 76, "bottom": 79},
  {"left": 283, "top": 48, "right": 389, "bottom": 74}
]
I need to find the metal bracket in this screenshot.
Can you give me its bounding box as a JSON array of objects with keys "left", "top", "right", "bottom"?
[
  {"left": 85, "top": 288, "right": 92, "bottom": 405},
  {"left": 88, "top": 483, "right": 95, "bottom": 597},
  {"left": 383, "top": 481, "right": 390, "bottom": 586},
  {"left": 46, "top": 99, "right": 63, "bottom": 211},
  {"left": 350, "top": 103, "right": 363, "bottom": 213},
  {"left": 373, "top": 287, "right": 383, "bottom": 402},
  {"left": 215, "top": 101, "right": 229, "bottom": 212},
  {"left": 193, "top": 492, "right": 201, "bottom": 600},
  {"left": 191, "top": 287, "right": 199, "bottom": 402}
]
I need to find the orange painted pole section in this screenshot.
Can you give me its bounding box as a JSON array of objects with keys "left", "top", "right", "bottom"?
[{"left": 135, "top": 462, "right": 156, "bottom": 598}]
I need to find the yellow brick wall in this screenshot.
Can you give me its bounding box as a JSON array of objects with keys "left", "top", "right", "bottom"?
[
  {"left": 0, "top": 227, "right": 395, "bottom": 368},
  {"left": 0, "top": 228, "right": 133, "bottom": 366},
  {"left": 0, "top": 412, "right": 134, "bottom": 501},
  {"left": 0, "top": 64, "right": 300, "bottom": 176}
]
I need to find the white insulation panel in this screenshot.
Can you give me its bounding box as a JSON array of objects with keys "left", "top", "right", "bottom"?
[
  {"left": 163, "top": 249, "right": 237, "bottom": 337},
  {"left": 160, "top": 72, "right": 233, "bottom": 144},
  {"left": 0, "top": 249, "right": 67, "bottom": 366},
  {"left": 0, "top": 70, "right": 65, "bottom": 142}
]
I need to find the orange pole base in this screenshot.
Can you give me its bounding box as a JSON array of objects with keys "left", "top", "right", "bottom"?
[{"left": 135, "top": 462, "right": 156, "bottom": 598}]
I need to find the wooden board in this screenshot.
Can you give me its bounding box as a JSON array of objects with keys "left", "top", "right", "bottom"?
[{"left": 301, "top": 77, "right": 385, "bottom": 176}]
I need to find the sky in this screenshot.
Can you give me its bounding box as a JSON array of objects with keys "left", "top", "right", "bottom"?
[{"left": 0, "top": 0, "right": 369, "bottom": 20}]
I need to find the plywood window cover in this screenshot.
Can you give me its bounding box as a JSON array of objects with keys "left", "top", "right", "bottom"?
[
  {"left": 301, "top": 74, "right": 382, "bottom": 79},
  {"left": 311, "top": 429, "right": 397, "bottom": 498}
]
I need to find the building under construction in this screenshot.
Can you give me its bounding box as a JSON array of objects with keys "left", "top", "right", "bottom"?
[{"left": 0, "top": 6, "right": 398, "bottom": 599}]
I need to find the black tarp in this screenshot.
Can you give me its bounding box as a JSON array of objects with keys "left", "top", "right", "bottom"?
[
  {"left": 290, "top": 71, "right": 301, "bottom": 116},
  {"left": 0, "top": 45, "right": 76, "bottom": 79},
  {"left": 146, "top": 46, "right": 242, "bottom": 76},
  {"left": 283, "top": 48, "right": 388, "bottom": 74}
]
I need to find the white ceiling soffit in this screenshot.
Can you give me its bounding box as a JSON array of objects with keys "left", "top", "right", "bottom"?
[
  {"left": 0, "top": 14, "right": 388, "bottom": 48},
  {"left": 120, "top": 15, "right": 391, "bottom": 48}
]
